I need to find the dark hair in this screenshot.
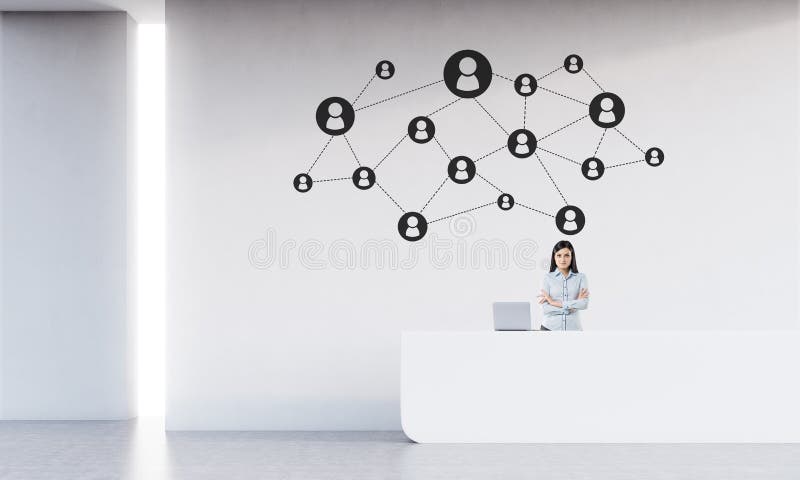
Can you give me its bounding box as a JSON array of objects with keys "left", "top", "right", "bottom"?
[{"left": 549, "top": 240, "right": 578, "bottom": 273}]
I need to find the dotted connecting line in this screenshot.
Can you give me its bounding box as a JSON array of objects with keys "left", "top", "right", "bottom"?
[
  {"left": 343, "top": 134, "right": 362, "bottom": 166},
  {"left": 433, "top": 137, "right": 451, "bottom": 160},
  {"left": 376, "top": 182, "right": 405, "bottom": 212},
  {"left": 613, "top": 127, "right": 646, "bottom": 154},
  {"left": 492, "top": 72, "right": 515, "bottom": 83},
  {"left": 593, "top": 128, "right": 607, "bottom": 157},
  {"left": 374, "top": 134, "right": 407, "bottom": 170},
  {"left": 538, "top": 86, "right": 589, "bottom": 106},
  {"left": 474, "top": 144, "right": 508, "bottom": 163},
  {"left": 517, "top": 202, "right": 555, "bottom": 218},
  {"left": 476, "top": 173, "right": 504, "bottom": 194},
  {"left": 429, "top": 202, "right": 494, "bottom": 224},
  {"left": 539, "top": 114, "right": 590, "bottom": 141},
  {"left": 523, "top": 96, "right": 528, "bottom": 129},
  {"left": 606, "top": 159, "right": 646, "bottom": 169},
  {"left": 316, "top": 176, "right": 351, "bottom": 183},
  {"left": 428, "top": 97, "right": 462, "bottom": 117},
  {"left": 355, "top": 79, "right": 445, "bottom": 111},
  {"left": 583, "top": 69, "right": 604, "bottom": 92},
  {"left": 420, "top": 176, "right": 449, "bottom": 212},
  {"left": 307, "top": 135, "right": 334, "bottom": 173},
  {"left": 538, "top": 147, "right": 582, "bottom": 166},
  {"left": 352, "top": 74, "right": 376, "bottom": 107},
  {"left": 537, "top": 65, "right": 563, "bottom": 81},
  {"left": 473, "top": 98, "right": 509, "bottom": 135},
  {"left": 534, "top": 151, "right": 568, "bottom": 205}
]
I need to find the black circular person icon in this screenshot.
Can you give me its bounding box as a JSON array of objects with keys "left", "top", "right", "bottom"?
[
  {"left": 375, "top": 60, "right": 395, "bottom": 80},
  {"left": 564, "top": 54, "right": 583, "bottom": 74},
  {"left": 351, "top": 166, "right": 376, "bottom": 190},
  {"left": 293, "top": 173, "right": 313, "bottom": 193},
  {"left": 397, "top": 212, "right": 428, "bottom": 242},
  {"left": 514, "top": 74, "right": 537, "bottom": 97},
  {"left": 443, "top": 50, "right": 492, "bottom": 98},
  {"left": 507, "top": 129, "right": 537, "bottom": 158},
  {"left": 497, "top": 193, "right": 515, "bottom": 211},
  {"left": 315, "top": 97, "right": 355, "bottom": 135},
  {"left": 407, "top": 116, "right": 435, "bottom": 144},
  {"left": 581, "top": 157, "right": 605, "bottom": 180},
  {"left": 555, "top": 205, "right": 586, "bottom": 235},
  {"left": 645, "top": 147, "right": 665, "bottom": 167},
  {"left": 447, "top": 156, "right": 476, "bottom": 184},
  {"left": 589, "top": 92, "right": 625, "bottom": 129}
]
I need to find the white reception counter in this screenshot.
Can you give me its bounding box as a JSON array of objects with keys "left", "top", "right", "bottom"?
[{"left": 401, "top": 331, "right": 800, "bottom": 443}]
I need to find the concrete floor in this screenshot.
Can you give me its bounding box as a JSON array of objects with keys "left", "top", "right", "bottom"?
[{"left": 0, "top": 419, "right": 798, "bottom": 479}]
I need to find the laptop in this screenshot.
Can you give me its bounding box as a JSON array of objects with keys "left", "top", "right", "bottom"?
[{"left": 492, "top": 302, "right": 532, "bottom": 331}]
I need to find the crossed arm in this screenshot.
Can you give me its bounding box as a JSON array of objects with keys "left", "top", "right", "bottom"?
[{"left": 537, "top": 278, "right": 589, "bottom": 314}]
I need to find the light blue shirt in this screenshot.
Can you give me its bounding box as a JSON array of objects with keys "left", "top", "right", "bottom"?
[{"left": 540, "top": 269, "right": 589, "bottom": 331}]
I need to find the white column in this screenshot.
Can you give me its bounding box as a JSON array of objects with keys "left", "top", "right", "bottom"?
[{"left": 0, "top": 12, "right": 137, "bottom": 420}]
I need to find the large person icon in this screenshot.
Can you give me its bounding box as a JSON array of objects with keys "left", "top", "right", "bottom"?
[
  {"left": 555, "top": 205, "right": 586, "bottom": 235},
  {"left": 589, "top": 92, "right": 625, "bottom": 128},
  {"left": 443, "top": 50, "right": 493, "bottom": 98},
  {"left": 398, "top": 212, "right": 428, "bottom": 242},
  {"left": 315, "top": 96, "right": 355, "bottom": 135}
]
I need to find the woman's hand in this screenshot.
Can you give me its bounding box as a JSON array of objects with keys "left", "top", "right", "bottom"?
[
  {"left": 538, "top": 289, "right": 553, "bottom": 305},
  {"left": 578, "top": 288, "right": 589, "bottom": 300}
]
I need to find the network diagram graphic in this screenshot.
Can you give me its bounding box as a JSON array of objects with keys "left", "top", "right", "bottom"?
[{"left": 294, "top": 50, "right": 664, "bottom": 242}]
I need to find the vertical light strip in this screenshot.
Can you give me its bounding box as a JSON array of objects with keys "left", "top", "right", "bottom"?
[{"left": 136, "top": 24, "right": 165, "bottom": 417}]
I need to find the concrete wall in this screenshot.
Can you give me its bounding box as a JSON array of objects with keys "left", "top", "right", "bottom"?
[
  {"left": 165, "top": 0, "right": 799, "bottom": 429},
  {"left": 0, "top": 12, "right": 136, "bottom": 419}
]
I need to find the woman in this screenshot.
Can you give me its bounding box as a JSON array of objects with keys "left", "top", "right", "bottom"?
[{"left": 537, "top": 240, "right": 590, "bottom": 331}]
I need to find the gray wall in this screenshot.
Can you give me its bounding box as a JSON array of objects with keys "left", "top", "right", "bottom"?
[
  {"left": 0, "top": 12, "right": 136, "bottom": 419},
  {"left": 166, "top": 0, "right": 798, "bottom": 429}
]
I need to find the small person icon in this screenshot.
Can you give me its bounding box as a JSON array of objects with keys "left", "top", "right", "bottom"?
[
  {"left": 351, "top": 166, "right": 375, "bottom": 190},
  {"left": 586, "top": 161, "right": 599, "bottom": 178},
  {"left": 293, "top": 173, "right": 313, "bottom": 193},
  {"left": 568, "top": 57, "right": 579, "bottom": 72},
  {"left": 497, "top": 193, "right": 515, "bottom": 211},
  {"left": 589, "top": 92, "right": 625, "bottom": 128},
  {"left": 326, "top": 102, "right": 345, "bottom": 131},
  {"left": 564, "top": 54, "right": 583, "bottom": 73},
  {"left": 581, "top": 157, "right": 604, "bottom": 180},
  {"left": 447, "top": 156, "right": 476, "bottom": 184},
  {"left": 315, "top": 97, "right": 354, "bottom": 135},
  {"left": 397, "top": 212, "right": 428, "bottom": 242},
  {"left": 646, "top": 147, "right": 665, "bottom": 166},
  {"left": 556, "top": 205, "right": 585, "bottom": 235},
  {"left": 598, "top": 97, "right": 616, "bottom": 124},
  {"left": 414, "top": 120, "right": 429, "bottom": 141},
  {"left": 358, "top": 170, "right": 370, "bottom": 187},
  {"left": 375, "top": 60, "right": 395, "bottom": 79},
  {"left": 405, "top": 216, "right": 420, "bottom": 238},
  {"left": 456, "top": 56, "right": 480, "bottom": 92},
  {"left": 514, "top": 132, "right": 530, "bottom": 156},
  {"left": 562, "top": 209, "right": 578, "bottom": 232},
  {"left": 514, "top": 74, "right": 536, "bottom": 96},
  {"left": 507, "top": 129, "right": 537, "bottom": 158},
  {"left": 520, "top": 77, "right": 532, "bottom": 94},
  {"left": 407, "top": 116, "right": 435, "bottom": 144},
  {"left": 454, "top": 160, "right": 469, "bottom": 181}
]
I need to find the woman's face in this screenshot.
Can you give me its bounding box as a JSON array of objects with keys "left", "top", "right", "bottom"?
[{"left": 554, "top": 248, "right": 572, "bottom": 270}]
